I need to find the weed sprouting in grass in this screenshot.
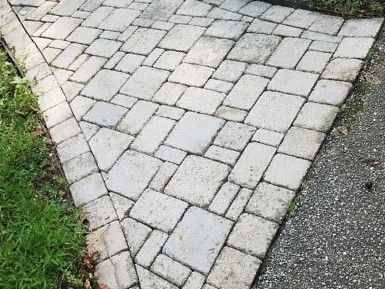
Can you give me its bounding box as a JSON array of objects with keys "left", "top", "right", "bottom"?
[{"left": 0, "top": 50, "right": 86, "bottom": 289}]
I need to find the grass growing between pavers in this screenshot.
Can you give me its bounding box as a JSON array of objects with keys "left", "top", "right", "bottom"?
[
  {"left": 291, "top": 0, "right": 384, "bottom": 17},
  {"left": 0, "top": 50, "right": 86, "bottom": 288}
]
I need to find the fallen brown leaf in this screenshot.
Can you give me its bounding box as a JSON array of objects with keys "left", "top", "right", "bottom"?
[
  {"left": 363, "top": 157, "right": 381, "bottom": 167},
  {"left": 331, "top": 126, "right": 348, "bottom": 136},
  {"left": 365, "top": 75, "right": 381, "bottom": 85},
  {"left": 98, "top": 283, "right": 110, "bottom": 289}
]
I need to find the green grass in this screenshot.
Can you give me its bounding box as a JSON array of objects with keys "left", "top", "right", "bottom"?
[
  {"left": 294, "top": 0, "right": 384, "bottom": 17},
  {"left": 0, "top": 50, "right": 86, "bottom": 289}
]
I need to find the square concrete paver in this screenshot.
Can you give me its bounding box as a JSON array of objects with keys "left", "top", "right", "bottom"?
[
  {"left": 8, "top": 0, "right": 381, "bottom": 287},
  {"left": 165, "top": 155, "right": 230, "bottom": 206},
  {"left": 163, "top": 207, "right": 233, "bottom": 274}
]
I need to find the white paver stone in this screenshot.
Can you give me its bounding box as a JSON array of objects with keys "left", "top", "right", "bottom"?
[
  {"left": 206, "top": 20, "right": 248, "bottom": 39},
  {"left": 137, "top": 265, "right": 178, "bottom": 289},
  {"left": 122, "top": 28, "right": 166, "bottom": 55},
  {"left": 84, "top": 196, "right": 117, "bottom": 230},
  {"left": 105, "top": 150, "right": 162, "bottom": 199},
  {"left": 155, "top": 145, "right": 187, "bottom": 164},
  {"left": 165, "top": 155, "right": 229, "bottom": 206},
  {"left": 209, "top": 182, "right": 240, "bottom": 215},
  {"left": 205, "top": 145, "right": 240, "bottom": 165},
  {"left": 159, "top": 24, "right": 205, "bottom": 51},
  {"left": 267, "top": 37, "right": 310, "bottom": 68},
  {"left": 294, "top": 102, "right": 339, "bottom": 132},
  {"left": 83, "top": 102, "right": 127, "bottom": 128},
  {"left": 223, "top": 75, "right": 269, "bottom": 110},
  {"left": 135, "top": 230, "right": 168, "bottom": 267},
  {"left": 121, "top": 218, "right": 152, "bottom": 257},
  {"left": 214, "top": 121, "right": 255, "bottom": 151},
  {"left": 152, "top": 82, "right": 187, "bottom": 105},
  {"left": 86, "top": 38, "right": 121, "bottom": 58},
  {"left": 89, "top": 128, "right": 133, "bottom": 171},
  {"left": 213, "top": 60, "right": 247, "bottom": 82},
  {"left": 225, "top": 188, "right": 253, "bottom": 221},
  {"left": 177, "top": 87, "right": 225, "bottom": 114},
  {"left": 149, "top": 162, "right": 178, "bottom": 191},
  {"left": 264, "top": 153, "right": 311, "bottom": 190},
  {"left": 70, "top": 173, "right": 107, "bottom": 206},
  {"left": 322, "top": 58, "right": 363, "bottom": 82},
  {"left": 182, "top": 271, "right": 205, "bottom": 289},
  {"left": 252, "top": 128, "right": 284, "bottom": 147},
  {"left": 169, "top": 63, "right": 214, "bottom": 87},
  {"left": 334, "top": 37, "right": 375, "bottom": 59},
  {"left": 154, "top": 50, "right": 185, "bottom": 71},
  {"left": 207, "top": 246, "right": 261, "bottom": 289},
  {"left": 163, "top": 207, "right": 233, "bottom": 274},
  {"left": 130, "top": 189, "right": 188, "bottom": 232},
  {"left": 110, "top": 193, "right": 134, "bottom": 220},
  {"left": 42, "top": 17, "right": 81, "bottom": 39},
  {"left": 98, "top": 8, "right": 140, "bottom": 31},
  {"left": 309, "top": 79, "right": 352, "bottom": 106},
  {"left": 115, "top": 53, "right": 145, "bottom": 74},
  {"left": 152, "top": 254, "right": 192, "bottom": 286},
  {"left": 62, "top": 152, "right": 98, "bottom": 184},
  {"left": 338, "top": 18, "right": 383, "bottom": 37},
  {"left": 246, "top": 182, "right": 295, "bottom": 222},
  {"left": 297, "top": 51, "right": 331, "bottom": 73}
]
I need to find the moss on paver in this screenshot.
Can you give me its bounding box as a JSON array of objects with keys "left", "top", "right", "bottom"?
[
  {"left": 288, "top": 0, "right": 384, "bottom": 17},
  {"left": 0, "top": 49, "right": 86, "bottom": 288}
]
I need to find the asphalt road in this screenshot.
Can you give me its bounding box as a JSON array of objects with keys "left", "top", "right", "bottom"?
[{"left": 255, "top": 28, "right": 385, "bottom": 289}]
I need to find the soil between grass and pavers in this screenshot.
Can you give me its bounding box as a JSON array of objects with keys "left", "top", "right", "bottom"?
[
  {"left": 0, "top": 45, "right": 88, "bottom": 289},
  {"left": 254, "top": 26, "right": 385, "bottom": 289}
]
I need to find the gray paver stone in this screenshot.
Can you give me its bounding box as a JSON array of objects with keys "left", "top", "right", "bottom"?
[
  {"left": 151, "top": 254, "right": 192, "bottom": 286},
  {"left": 121, "top": 218, "right": 152, "bottom": 257},
  {"left": 70, "top": 173, "right": 107, "bottom": 206},
  {"left": 135, "top": 230, "right": 168, "bottom": 267}
]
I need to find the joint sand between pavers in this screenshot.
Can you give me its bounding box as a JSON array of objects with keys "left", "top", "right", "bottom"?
[{"left": 1, "top": 0, "right": 382, "bottom": 288}]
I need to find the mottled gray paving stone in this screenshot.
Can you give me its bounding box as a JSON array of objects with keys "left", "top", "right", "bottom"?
[
  {"left": 294, "top": 102, "right": 339, "bottom": 132},
  {"left": 70, "top": 173, "right": 107, "bottom": 206},
  {"left": 169, "top": 14, "right": 192, "bottom": 23},
  {"left": 82, "top": 69, "right": 128, "bottom": 101},
  {"left": 156, "top": 105, "right": 185, "bottom": 120},
  {"left": 155, "top": 145, "right": 187, "bottom": 164},
  {"left": 334, "top": 37, "right": 375, "bottom": 59},
  {"left": 264, "top": 153, "right": 311, "bottom": 190},
  {"left": 245, "top": 64, "right": 277, "bottom": 78},
  {"left": 177, "top": 0, "right": 211, "bottom": 16},
  {"left": 189, "top": 16, "right": 214, "bottom": 27},
  {"left": 309, "top": 40, "right": 338, "bottom": 53},
  {"left": 154, "top": 50, "right": 185, "bottom": 71},
  {"left": 121, "top": 66, "right": 170, "bottom": 100},
  {"left": 57, "top": 133, "right": 89, "bottom": 163},
  {"left": 83, "top": 102, "right": 127, "bottom": 128},
  {"left": 69, "top": 96, "right": 94, "bottom": 120},
  {"left": 135, "top": 230, "right": 168, "bottom": 267},
  {"left": 322, "top": 58, "right": 363, "bottom": 82},
  {"left": 79, "top": 121, "right": 99, "bottom": 141},
  {"left": 182, "top": 271, "right": 205, "bottom": 289},
  {"left": 228, "top": 33, "right": 281, "bottom": 63},
  {"left": 278, "top": 127, "right": 326, "bottom": 160},
  {"left": 131, "top": 116, "right": 175, "bottom": 154},
  {"left": 152, "top": 20, "right": 175, "bottom": 30},
  {"left": 229, "top": 142, "right": 276, "bottom": 189},
  {"left": 51, "top": 0, "right": 83, "bottom": 16},
  {"left": 51, "top": 43, "right": 86, "bottom": 69},
  {"left": 62, "top": 151, "right": 98, "bottom": 183},
  {"left": 105, "top": 150, "right": 162, "bottom": 199},
  {"left": 169, "top": 63, "right": 214, "bottom": 87},
  {"left": 338, "top": 18, "right": 383, "bottom": 37},
  {"left": 117, "top": 100, "right": 158, "bottom": 135},
  {"left": 70, "top": 56, "right": 106, "bottom": 83},
  {"left": 152, "top": 82, "right": 186, "bottom": 105},
  {"left": 260, "top": 5, "right": 293, "bottom": 22},
  {"left": 267, "top": 37, "right": 310, "bottom": 68},
  {"left": 165, "top": 155, "right": 229, "bottom": 206},
  {"left": 205, "top": 145, "right": 240, "bottom": 165},
  {"left": 247, "top": 19, "right": 277, "bottom": 34},
  {"left": 209, "top": 182, "right": 240, "bottom": 215},
  {"left": 86, "top": 38, "right": 121, "bottom": 58},
  {"left": 214, "top": 121, "right": 255, "bottom": 151},
  {"left": 110, "top": 193, "right": 134, "bottom": 220},
  {"left": 268, "top": 69, "right": 318, "bottom": 97},
  {"left": 246, "top": 182, "right": 295, "bottom": 222},
  {"left": 238, "top": 1, "right": 270, "bottom": 17},
  {"left": 137, "top": 265, "right": 178, "bottom": 289},
  {"left": 43, "top": 101, "right": 72, "bottom": 128},
  {"left": 89, "top": 128, "right": 133, "bottom": 171},
  {"left": 43, "top": 47, "right": 61, "bottom": 63},
  {"left": 84, "top": 195, "right": 117, "bottom": 230},
  {"left": 87, "top": 220, "right": 127, "bottom": 260},
  {"left": 149, "top": 162, "right": 178, "bottom": 191},
  {"left": 121, "top": 218, "right": 152, "bottom": 257},
  {"left": 122, "top": 28, "right": 166, "bottom": 55},
  {"left": 152, "top": 254, "right": 192, "bottom": 286},
  {"left": 223, "top": 75, "right": 268, "bottom": 110},
  {"left": 225, "top": 187, "right": 252, "bottom": 221},
  {"left": 130, "top": 189, "right": 187, "bottom": 232},
  {"left": 184, "top": 36, "right": 234, "bottom": 68},
  {"left": 220, "top": 0, "right": 251, "bottom": 12},
  {"left": 207, "top": 246, "right": 261, "bottom": 289},
  {"left": 215, "top": 106, "right": 247, "bottom": 122},
  {"left": 273, "top": 24, "right": 302, "bottom": 37},
  {"left": 177, "top": 87, "right": 225, "bottom": 114},
  {"left": 67, "top": 26, "right": 101, "bottom": 45},
  {"left": 163, "top": 207, "right": 232, "bottom": 274},
  {"left": 205, "top": 20, "right": 248, "bottom": 39},
  {"left": 296, "top": 51, "right": 331, "bottom": 73},
  {"left": 115, "top": 53, "right": 145, "bottom": 74},
  {"left": 82, "top": 6, "right": 114, "bottom": 27},
  {"left": 252, "top": 128, "right": 284, "bottom": 147},
  {"left": 95, "top": 259, "right": 120, "bottom": 289},
  {"left": 205, "top": 79, "right": 233, "bottom": 93},
  {"left": 165, "top": 112, "right": 224, "bottom": 154},
  {"left": 42, "top": 17, "right": 81, "bottom": 39},
  {"left": 141, "top": 0, "right": 183, "bottom": 21},
  {"left": 159, "top": 24, "right": 205, "bottom": 51},
  {"left": 98, "top": 8, "right": 140, "bottom": 31},
  {"left": 207, "top": 7, "right": 242, "bottom": 20},
  {"left": 228, "top": 213, "right": 278, "bottom": 258},
  {"left": 309, "top": 79, "right": 352, "bottom": 106},
  {"left": 111, "top": 94, "right": 137, "bottom": 109},
  {"left": 213, "top": 60, "right": 247, "bottom": 82},
  {"left": 245, "top": 91, "right": 304, "bottom": 132},
  {"left": 283, "top": 8, "right": 320, "bottom": 29}
]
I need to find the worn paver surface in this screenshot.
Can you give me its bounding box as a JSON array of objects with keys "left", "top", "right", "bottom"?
[{"left": 0, "top": 0, "right": 382, "bottom": 288}]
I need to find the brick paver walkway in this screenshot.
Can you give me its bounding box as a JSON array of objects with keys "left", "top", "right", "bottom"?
[{"left": 1, "top": 0, "right": 382, "bottom": 288}]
